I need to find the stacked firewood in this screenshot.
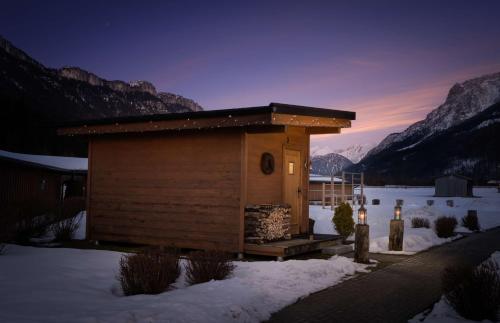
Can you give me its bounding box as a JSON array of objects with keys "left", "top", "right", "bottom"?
[{"left": 244, "top": 204, "right": 291, "bottom": 244}]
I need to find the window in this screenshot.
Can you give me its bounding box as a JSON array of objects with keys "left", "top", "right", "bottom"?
[
  {"left": 288, "top": 162, "right": 295, "bottom": 175},
  {"left": 40, "top": 179, "right": 47, "bottom": 191}
]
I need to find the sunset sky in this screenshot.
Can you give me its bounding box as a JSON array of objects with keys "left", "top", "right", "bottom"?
[{"left": 2, "top": 0, "right": 500, "bottom": 151}]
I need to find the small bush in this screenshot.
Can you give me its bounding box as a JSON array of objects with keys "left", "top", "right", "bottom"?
[
  {"left": 332, "top": 203, "right": 355, "bottom": 243},
  {"left": 411, "top": 217, "right": 430, "bottom": 228},
  {"left": 442, "top": 260, "right": 500, "bottom": 321},
  {"left": 118, "top": 249, "right": 180, "bottom": 296},
  {"left": 461, "top": 212, "right": 480, "bottom": 232},
  {"left": 185, "top": 250, "right": 235, "bottom": 285},
  {"left": 51, "top": 215, "right": 80, "bottom": 242},
  {"left": 15, "top": 214, "right": 52, "bottom": 244},
  {"left": 434, "top": 216, "right": 458, "bottom": 238},
  {"left": 0, "top": 243, "right": 5, "bottom": 255}
]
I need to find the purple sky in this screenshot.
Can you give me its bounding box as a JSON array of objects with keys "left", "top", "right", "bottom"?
[{"left": 2, "top": 0, "right": 500, "bottom": 150}]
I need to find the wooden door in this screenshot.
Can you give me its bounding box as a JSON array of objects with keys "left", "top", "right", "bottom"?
[{"left": 284, "top": 149, "right": 302, "bottom": 234}]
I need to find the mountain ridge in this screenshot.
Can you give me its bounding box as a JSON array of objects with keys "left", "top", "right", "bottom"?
[
  {"left": 352, "top": 71, "right": 500, "bottom": 184},
  {"left": 0, "top": 35, "right": 203, "bottom": 155},
  {"left": 310, "top": 153, "right": 353, "bottom": 176},
  {"left": 366, "top": 72, "right": 500, "bottom": 158}
]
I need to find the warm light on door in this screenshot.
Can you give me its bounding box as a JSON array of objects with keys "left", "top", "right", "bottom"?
[{"left": 288, "top": 162, "right": 295, "bottom": 175}]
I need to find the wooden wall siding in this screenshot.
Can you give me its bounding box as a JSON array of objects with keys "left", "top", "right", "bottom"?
[
  {"left": 245, "top": 131, "right": 285, "bottom": 204},
  {"left": 245, "top": 126, "right": 310, "bottom": 234},
  {"left": 0, "top": 161, "right": 61, "bottom": 215},
  {"left": 89, "top": 131, "right": 242, "bottom": 251}
]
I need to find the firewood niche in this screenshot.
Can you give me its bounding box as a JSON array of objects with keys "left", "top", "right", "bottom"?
[{"left": 244, "top": 204, "right": 292, "bottom": 244}]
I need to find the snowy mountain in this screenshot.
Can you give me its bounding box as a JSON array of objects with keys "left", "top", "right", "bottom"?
[
  {"left": 311, "top": 143, "right": 376, "bottom": 163},
  {"left": 333, "top": 143, "right": 376, "bottom": 163},
  {"left": 0, "top": 35, "right": 202, "bottom": 155},
  {"left": 366, "top": 72, "right": 500, "bottom": 157},
  {"left": 351, "top": 72, "right": 500, "bottom": 185},
  {"left": 310, "top": 153, "right": 353, "bottom": 176}
]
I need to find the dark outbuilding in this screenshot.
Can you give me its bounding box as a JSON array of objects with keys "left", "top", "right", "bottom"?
[
  {"left": 435, "top": 174, "right": 473, "bottom": 197},
  {"left": 0, "top": 150, "right": 87, "bottom": 221}
]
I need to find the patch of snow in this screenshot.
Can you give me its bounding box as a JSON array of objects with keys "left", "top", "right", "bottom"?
[
  {"left": 473, "top": 118, "right": 500, "bottom": 130},
  {"left": 309, "top": 174, "right": 343, "bottom": 183},
  {"left": 0, "top": 246, "right": 369, "bottom": 323},
  {"left": 310, "top": 187, "right": 500, "bottom": 254},
  {"left": 0, "top": 150, "right": 87, "bottom": 171},
  {"left": 444, "top": 158, "right": 481, "bottom": 175},
  {"left": 397, "top": 138, "right": 426, "bottom": 151}
]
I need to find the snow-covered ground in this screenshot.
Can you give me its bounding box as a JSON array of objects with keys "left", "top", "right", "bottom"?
[
  {"left": 310, "top": 187, "right": 500, "bottom": 254},
  {"left": 409, "top": 251, "right": 500, "bottom": 323},
  {"left": 0, "top": 245, "right": 370, "bottom": 323}
]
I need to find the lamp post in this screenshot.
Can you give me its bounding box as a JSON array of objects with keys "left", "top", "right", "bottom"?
[
  {"left": 354, "top": 205, "right": 369, "bottom": 263},
  {"left": 389, "top": 203, "right": 404, "bottom": 251}
]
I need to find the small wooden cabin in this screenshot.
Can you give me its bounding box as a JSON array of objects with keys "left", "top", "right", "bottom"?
[
  {"left": 0, "top": 150, "right": 87, "bottom": 221},
  {"left": 435, "top": 174, "right": 473, "bottom": 197},
  {"left": 59, "top": 103, "right": 355, "bottom": 254}
]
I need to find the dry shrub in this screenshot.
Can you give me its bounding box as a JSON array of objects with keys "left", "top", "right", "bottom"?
[
  {"left": 185, "top": 250, "right": 235, "bottom": 285},
  {"left": 118, "top": 249, "right": 180, "bottom": 296},
  {"left": 51, "top": 215, "right": 80, "bottom": 242},
  {"left": 434, "top": 216, "right": 457, "bottom": 238},
  {"left": 411, "top": 217, "right": 430, "bottom": 228},
  {"left": 442, "top": 260, "right": 500, "bottom": 321},
  {"left": 15, "top": 213, "right": 52, "bottom": 244},
  {"left": 461, "top": 213, "right": 480, "bottom": 232}
]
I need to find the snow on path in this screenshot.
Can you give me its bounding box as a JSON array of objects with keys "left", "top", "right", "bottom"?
[
  {"left": 0, "top": 245, "right": 370, "bottom": 323},
  {"left": 310, "top": 187, "right": 500, "bottom": 254}
]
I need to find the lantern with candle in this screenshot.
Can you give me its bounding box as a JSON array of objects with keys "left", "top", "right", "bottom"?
[
  {"left": 394, "top": 205, "right": 402, "bottom": 221},
  {"left": 358, "top": 205, "right": 367, "bottom": 225}
]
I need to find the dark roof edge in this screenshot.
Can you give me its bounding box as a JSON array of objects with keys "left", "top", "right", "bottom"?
[
  {"left": 0, "top": 155, "right": 87, "bottom": 174},
  {"left": 436, "top": 174, "right": 473, "bottom": 181},
  {"left": 57, "top": 103, "right": 355, "bottom": 128},
  {"left": 270, "top": 103, "right": 356, "bottom": 120}
]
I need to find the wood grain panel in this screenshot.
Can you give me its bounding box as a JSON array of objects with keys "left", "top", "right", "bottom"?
[{"left": 89, "top": 131, "right": 242, "bottom": 251}]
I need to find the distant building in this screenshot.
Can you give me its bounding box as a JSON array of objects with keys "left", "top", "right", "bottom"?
[
  {"left": 435, "top": 174, "right": 473, "bottom": 197},
  {"left": 308, "top": 174, "right": 354, "bottom": 204},
  {"left": 0, "top": 150, "right": 87, "bottom": 221}
]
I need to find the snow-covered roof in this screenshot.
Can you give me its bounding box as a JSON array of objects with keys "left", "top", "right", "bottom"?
[
  {"left": 0, "top": 150, "right": 87, "bottom": 173},
  {"left": 309, "top": 174, "right": 343, "bottom": 183}
]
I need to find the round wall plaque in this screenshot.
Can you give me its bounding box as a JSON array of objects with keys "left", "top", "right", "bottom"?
[{"left": 260, "top": 152, "right": 275, "bottom": 175}]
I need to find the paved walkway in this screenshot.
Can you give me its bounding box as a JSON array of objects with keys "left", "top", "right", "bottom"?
[{"left": 268, "top": 227, "right": 500, "bottom": 323}]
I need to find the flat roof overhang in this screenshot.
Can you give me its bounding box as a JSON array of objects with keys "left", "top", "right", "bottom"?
[{"left": 58, "top": 102, "right": 356, "bottom": 136}]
